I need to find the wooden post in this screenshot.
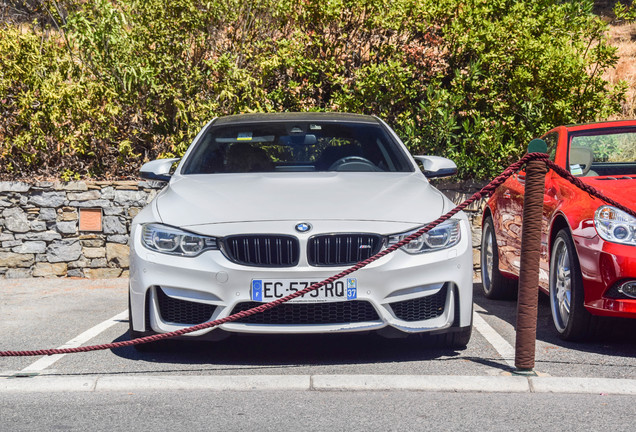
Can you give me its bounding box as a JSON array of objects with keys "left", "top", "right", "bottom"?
[{"left": 515, "top": 139, "right": 548, "bottom": 373}]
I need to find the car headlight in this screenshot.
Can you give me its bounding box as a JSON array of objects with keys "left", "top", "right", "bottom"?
[
  {"left": 141, "top": 223, "right": 218, "bottom": 256},
  {"left": 387, "top": 219, "right": 461, "bottom": 254},
  {"left": 594, "top": 206, "right": 636, "bottom": 246}
]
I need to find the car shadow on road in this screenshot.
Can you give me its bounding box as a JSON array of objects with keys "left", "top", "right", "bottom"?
[{"left": 109, "top": 330, "right": 479, "bottom": 369}]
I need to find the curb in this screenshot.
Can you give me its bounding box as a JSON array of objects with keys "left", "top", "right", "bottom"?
[{"left": 1, "top": 375, "right": 635, "bottom": 394}]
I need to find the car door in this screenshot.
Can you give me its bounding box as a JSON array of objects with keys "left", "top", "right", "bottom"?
[
  {"left": 495, "top": 132, "right": 559, "bottom": 277},
  {"left": 495, "top": 167, "right": 525, "bottom": 274}
]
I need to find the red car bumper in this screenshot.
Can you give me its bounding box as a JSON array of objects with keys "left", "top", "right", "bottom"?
[{"left": 576, "top": 235, "right": 636, "bottom": 318}]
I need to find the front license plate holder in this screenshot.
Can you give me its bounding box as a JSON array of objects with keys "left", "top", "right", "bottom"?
[{"left": 251, "top": 278, "right": 357, "bottom": 303}]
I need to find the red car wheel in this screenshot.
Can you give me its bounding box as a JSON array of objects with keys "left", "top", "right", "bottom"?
[
  {"left": 549, "top": 229, "right": 593, "bottom": 341},
  {"left": 480, "top": 216, "right": 517, "bottom": 300}
]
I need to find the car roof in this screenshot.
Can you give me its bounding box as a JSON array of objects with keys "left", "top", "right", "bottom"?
[
  {"left": 562, "top": 119, "right": 636, "bottom": 132},
  {"left": 211, "top": 112, "right": 382, "bottom": 126}
]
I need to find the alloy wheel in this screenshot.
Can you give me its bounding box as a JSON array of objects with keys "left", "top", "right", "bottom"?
[
  {"left": 550, "top": 237, "right": 572, "bottom": 332},
  {"left": 481, "top": 223, "right": 495, "bottom": 293}
]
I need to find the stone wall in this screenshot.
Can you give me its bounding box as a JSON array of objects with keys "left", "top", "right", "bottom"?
[
  {"left": 0, "top": 181, "right": 159, "bottom": 279},
  {"left": 0, "top": 180, "right": 486, "bottom": 279}
]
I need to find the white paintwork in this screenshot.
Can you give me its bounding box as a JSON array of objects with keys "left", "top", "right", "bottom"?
[
  {"left": 156, "top": 172, "right": 445, "bottom": 227},
  {"left": 139, "top": 158, "right": 180, "bottom": 177},
  {"left": 413, "top": 155, "right": 458, "bottom": 177},
  {"left": 129, "top": 115, "right": 474, "bottom": 339}
]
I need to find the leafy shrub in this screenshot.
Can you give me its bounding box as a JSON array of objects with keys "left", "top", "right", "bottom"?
[
  {"left": 614, "top": 1, "right": 636, "bottom": 21},
  {"left": 0, "top": 23, "right": 117, "bottom": 179},
  {"left": 0, "top": 0, "right": 626, "bottom": 180},
  {"left": 398, "top": 0, "right": 625, "bottom": 178}
]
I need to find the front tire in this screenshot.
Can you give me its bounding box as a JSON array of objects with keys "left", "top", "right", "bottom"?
[
  {"left": 480, "top": 216, "right": 517, "bottom": 299},
  {"left": 549, "top": 229, "right": 591, "bottom": 341},
  {"left": 434, "top": 326, "right": 472, "bottom": 349}
]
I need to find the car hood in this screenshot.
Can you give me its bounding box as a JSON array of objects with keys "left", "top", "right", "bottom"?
[
  {"left": 583, "top": 177, "right": 636, "bottom": 209},
  {"left": 155, "top": 172, "right": 448, "bottom": 227}
]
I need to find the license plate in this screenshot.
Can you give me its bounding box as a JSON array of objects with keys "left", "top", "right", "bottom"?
[{"left": 251, "top": 278, "right": 357, "bottom": 303}]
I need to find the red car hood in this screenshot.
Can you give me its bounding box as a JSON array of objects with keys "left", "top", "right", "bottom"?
[{"left": 583, "top": 177, "right": 636, "bottom": 210}]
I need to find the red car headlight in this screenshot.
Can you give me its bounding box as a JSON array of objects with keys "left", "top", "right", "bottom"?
[{"left": 594, "top": 205, "right": 636, "bottom": 246}]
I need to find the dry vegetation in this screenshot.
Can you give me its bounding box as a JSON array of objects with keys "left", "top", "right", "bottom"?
[
  {"left": 596, "top": 1, "right": 636, "bottom": 118},
  {"left": 605, "top": 22, "right": 636, "bottom": 118}
]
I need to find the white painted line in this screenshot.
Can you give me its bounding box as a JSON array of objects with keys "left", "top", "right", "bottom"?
[
  {"left": 472, "top": 307, "right": 516, "bottom": 368},
  {"left": 20, "top": 310, "right": 129, "bottom": 373}
]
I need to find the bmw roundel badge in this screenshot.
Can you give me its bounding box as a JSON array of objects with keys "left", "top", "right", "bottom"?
[{"left": 295, "top": 222, "right": 312, "bottom": 233}]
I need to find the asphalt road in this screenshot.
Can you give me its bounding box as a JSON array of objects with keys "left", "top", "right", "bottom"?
[
  {"left": 2, "top": 391, "right": 635, "bottom": 432},
  {"left": 1, "top": 277, "right": 635, "bottom": 431}
]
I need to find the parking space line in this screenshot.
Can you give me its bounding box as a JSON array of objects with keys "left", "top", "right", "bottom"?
[
  {"left": 473, "top": 307, "right": 516, "bottom": 368},
  {"left": 20, "top": 310, "right": 128, "bottom": 373}
]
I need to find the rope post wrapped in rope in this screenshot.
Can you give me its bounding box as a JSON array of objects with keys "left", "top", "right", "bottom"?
[{"left": 515, "top": 139, "right": 549, "bottom": 373}]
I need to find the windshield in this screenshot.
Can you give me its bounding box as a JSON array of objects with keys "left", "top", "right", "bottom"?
[
  {"left": 181, "top": 121, "right": 413, "bottom": 174},
  {"left": 568, "top": 128, "right": 636, "bottom": 177}
]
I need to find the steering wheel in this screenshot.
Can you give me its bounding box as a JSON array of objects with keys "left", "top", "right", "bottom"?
[{"left": 328, "top": 156, "right": 379, "bottom": 171}]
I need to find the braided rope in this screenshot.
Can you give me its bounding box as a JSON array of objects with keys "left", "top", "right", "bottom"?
[
  {"left": 1, "top": 152, "right": 632, "bottom": 357},
  {"left": 544, "top": 160, "right": 636, "bottom": 219}
]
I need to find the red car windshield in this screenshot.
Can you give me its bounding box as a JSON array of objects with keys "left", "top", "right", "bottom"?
[{"left": 568, "top": 128, "right": 636, "bottom": 177}]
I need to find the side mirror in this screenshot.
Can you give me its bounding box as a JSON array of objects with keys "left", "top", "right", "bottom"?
[
  {"left": 139, "top": 158, "right": 180, "bottom": 182},
  {"left": 413, "top": 155, "right": 458, "bottom": 178}
]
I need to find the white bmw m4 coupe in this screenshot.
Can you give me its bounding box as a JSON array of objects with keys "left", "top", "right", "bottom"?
[{"left": 129, "top": 112, "right": 473, "bottom": 349}]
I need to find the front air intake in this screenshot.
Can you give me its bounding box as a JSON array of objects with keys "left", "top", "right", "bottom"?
[
  {"left": 389, "top": 284, "right": 448, "bottom": 322},
  {"left": 156, "top": 287, "right": 216, "bottom": 325},
  {"left": 230, "top": 301, "right": 380, "bottom": 324}
]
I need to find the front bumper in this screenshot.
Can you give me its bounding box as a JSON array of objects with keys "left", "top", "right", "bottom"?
[
  {"left": 576, "top": 235, "right": 636, "bottom": 318},
  {"left": 129, "top": 220, "right": 473, "bottom": 337}
]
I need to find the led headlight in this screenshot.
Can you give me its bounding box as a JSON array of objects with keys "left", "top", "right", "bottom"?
[
  {"left": 141, "top": 223, "right": 218, "bottom": 256},
  {"left": 594, "top": 206, "right": 636, "bottom": 246},
  {"left": 387, "top": 219, "right": 461, "bottom": 254}
]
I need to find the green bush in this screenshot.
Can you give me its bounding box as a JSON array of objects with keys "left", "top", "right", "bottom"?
[
  {"left": 0, "top": 0, "right": 626, "bottom": 180},
  {"left": 397, "top": 0, "right": 625, "bottom": 178}
]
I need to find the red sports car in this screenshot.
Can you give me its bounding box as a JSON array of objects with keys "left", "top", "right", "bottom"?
[{"left": 481, "top": 120, "right": 636, "bottom": 340}]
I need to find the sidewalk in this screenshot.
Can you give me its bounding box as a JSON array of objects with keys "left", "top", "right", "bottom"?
[{"left": 2, "top": 374, "right": 636, "bottom": 395}]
